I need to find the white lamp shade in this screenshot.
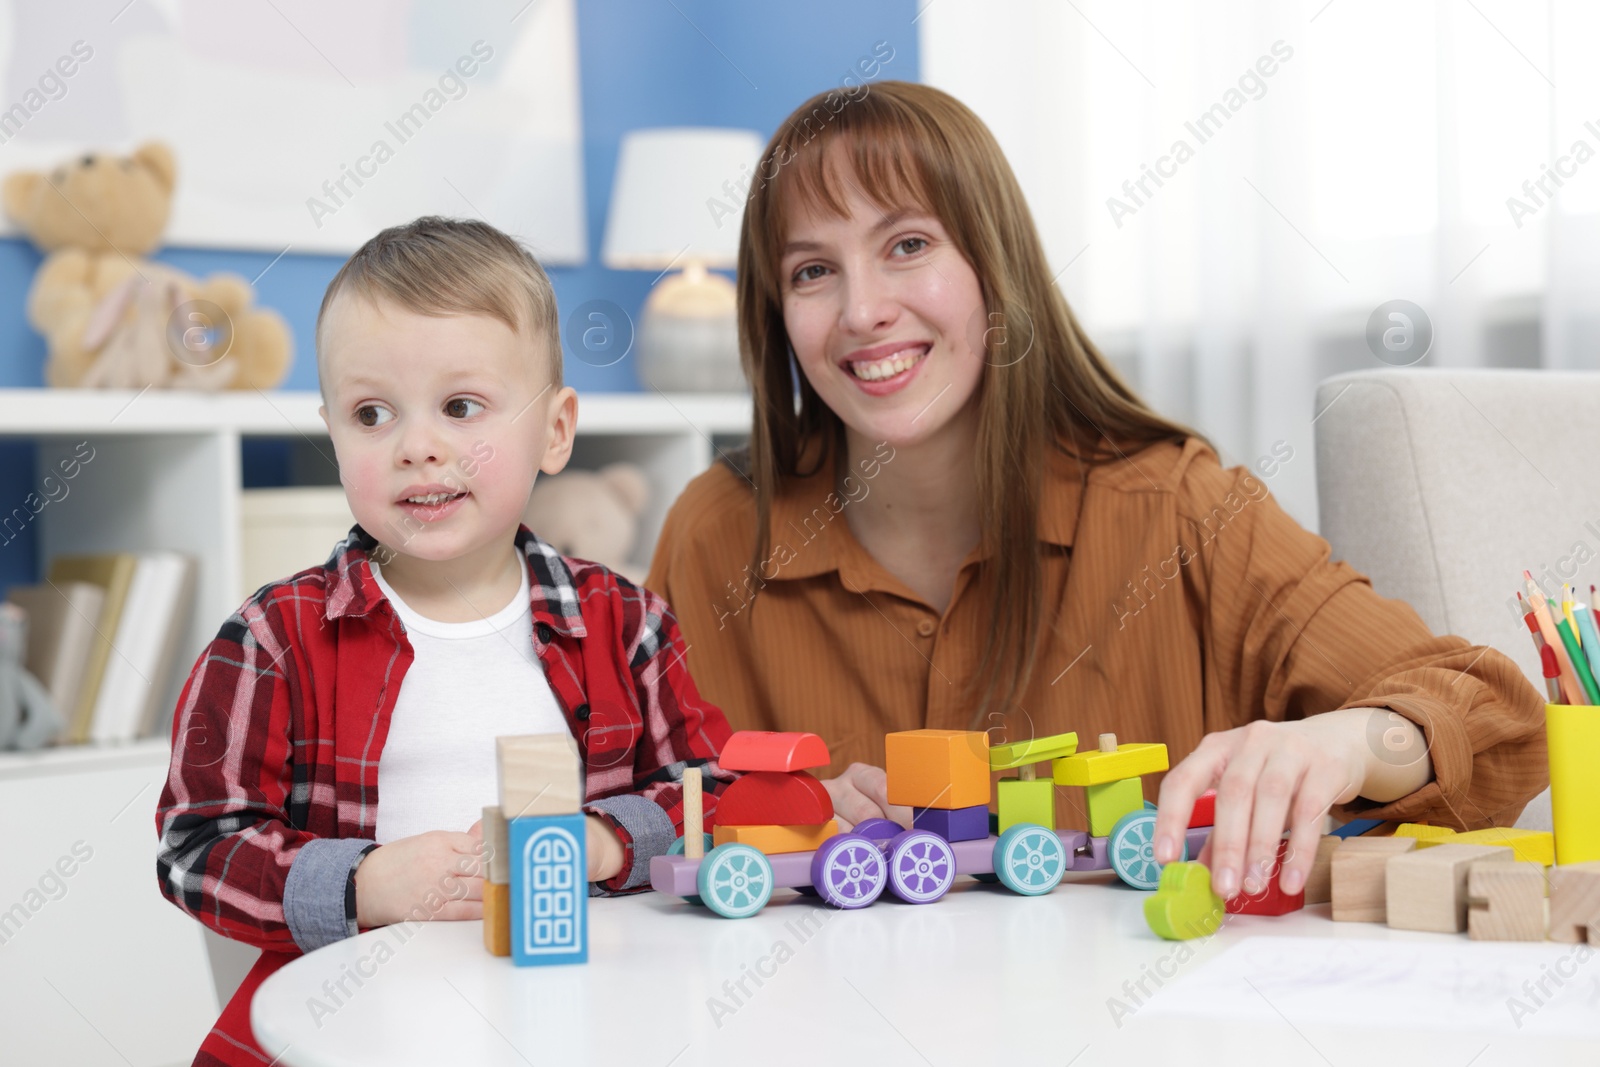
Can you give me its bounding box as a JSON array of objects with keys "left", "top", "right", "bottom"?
[{"left": 602, "top": 127, "right": 765, "bottom": 270}]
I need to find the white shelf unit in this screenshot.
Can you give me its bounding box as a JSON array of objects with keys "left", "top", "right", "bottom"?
[{"left": 0, "top": 387, "right": 749, "bottom": 1066}]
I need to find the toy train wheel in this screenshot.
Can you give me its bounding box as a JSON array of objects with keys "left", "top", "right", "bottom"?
[
  {"left": 1109, "top": 809, "right": 1183, "bottom": 890},
  {"left": 993, "top": 823, "right": 1067, "bottom": 896},
  {"left": 668, "top": 833, "right": 715, "bottom": 905},
  {"left": 886, "top": 829, "right": 957, "bottom": 904},
  {"left": 697, "top": 843, "right": 774, "bottom": 918},
  {"left": 810, "top": 832, "right": 887, "bottom": 909}
]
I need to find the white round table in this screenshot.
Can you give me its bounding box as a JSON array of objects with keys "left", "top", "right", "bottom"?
[{"left": 253, "top": 870, "right": 1600, "bottom": 1066}]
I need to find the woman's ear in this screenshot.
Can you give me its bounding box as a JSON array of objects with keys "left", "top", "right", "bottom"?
[{"left": 538, "top": 386, "right": 579, "bottom": 476}]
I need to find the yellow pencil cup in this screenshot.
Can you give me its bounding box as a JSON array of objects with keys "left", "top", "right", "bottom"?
[{"left": 1547, "top": 703, "right": 1600, "bottom": 865}]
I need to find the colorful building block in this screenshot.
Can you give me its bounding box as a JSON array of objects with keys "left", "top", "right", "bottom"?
[
  {"left": 1437, "top": 827, "right": 1555, "bottom": 867},
  {"left": 1548, "top": 702, "right": 1600, "bottom": 864},
  {"left": 997, "top": 777, "right": 1055, "bottom": 834},
  {"left": 509, "top": 813, "right": 587, "bottom": 966},
  {"left": 1330, "top": 836, "right": 1416, "bottom": 922},
  {"left": 1549, "top": 860, "right": 1600, "bottom": 943},
  {"left": 988, "top": 731, "right": 1078, "bottom": 771},
  {"left": 1467, "top": 861, "right": 1547, "bottom": 941},
  {"left": 1303, "top": 835, "right": 1341, "bottom": 905},
  {"left": 711, "top": 821, "right": 839, "bottom": 854},
  {"left": 496, "top": 733, "right": 582, "bottom": 819},
  {"left": 913, "top": 803, "right": 989, "bottom": 842},
  {"left": 719, "top": 731, "right": 830, "bottom": 773},
  {"left": 714, "top": 771, "right": 834, "bottom": 826},
  {"left": 885, "top": 729, "right": 991, "bottom": 809},
  {"left": 1385, "top": 843, "right": 1514, "bottom": 933},
  {"left": 483, "top": 804, "right": 511, "bottom": 885},
  {"left": 1225, "top": 840, "right": 1305, "bottom": 916},
  {"left": 1188, "top": 789, "right": 1216, "bottom": 829},
  {"left": 1145, "top": 861, "right": 1226, "bottom": 940},
  {"left": 1052, "top": 740, "right": 1168, "bottom": 786},
  {"left": 482, "top": 880, "right": 511, "bottom": 956},
  {"left": 1085, "top": 777, "right": 1143, "bottom": 837},
  {"left": 1392, "top": 822, "right": 1458, "bottom": 844}
]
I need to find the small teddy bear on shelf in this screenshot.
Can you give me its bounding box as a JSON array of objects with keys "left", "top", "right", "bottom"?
[
  {"left": 523, "top": 463, "right": 651, "bottom": 583},
  {"left": 2, "top": 141, "right": 293, "bottom": 390}
]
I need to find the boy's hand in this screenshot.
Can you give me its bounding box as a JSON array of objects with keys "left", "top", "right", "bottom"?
[
  {"left": 1153, "top": 708, "right": 1431, "bottom": 901},
  {"left": 820, "top": 763, "right": 912, "bottom": 830},
  {"left": 354, "top": 829, "right": 484, "bottom": 928},
  {"left": 587, "top": 815, "right": 625, "bottom": 883}
]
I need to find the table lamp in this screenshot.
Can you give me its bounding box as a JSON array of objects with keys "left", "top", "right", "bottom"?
[{"left": 601, "top": 127, "right": 764, "bottom": 392}]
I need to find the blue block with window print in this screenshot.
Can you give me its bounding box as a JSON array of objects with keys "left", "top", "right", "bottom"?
[{"left": 510, "top": 813, "right": 588, "bottom": 966}]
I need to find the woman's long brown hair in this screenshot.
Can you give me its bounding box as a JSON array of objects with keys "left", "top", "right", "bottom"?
[{"left": 738, "top": 80, "right": 1212, "bottom": 725}]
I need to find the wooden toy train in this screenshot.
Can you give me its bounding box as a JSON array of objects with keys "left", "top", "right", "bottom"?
[{"left": 649, "top": 728, "right": 1217, "bottom": 918}]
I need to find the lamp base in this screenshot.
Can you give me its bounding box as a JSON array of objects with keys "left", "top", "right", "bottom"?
[{"left": 636, "top": 266, "right": 745, "bottom": 393}]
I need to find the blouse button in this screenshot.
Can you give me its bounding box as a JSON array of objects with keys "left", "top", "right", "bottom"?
[
  {"left": 916, "top": 619, "right": 937, "bottom": 638},
  {"left": 536, "top": 623, "right": 554, "bottom": 644}
]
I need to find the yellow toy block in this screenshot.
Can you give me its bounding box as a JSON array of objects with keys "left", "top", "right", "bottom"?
[
  {"left": 482, "top": 881, "right": 510, "bottom": 957},
  {"left": 1086, "top": 777, "right": 1144, "bottom": 837},
  {"left": 885, "top": 729, "right": 991, "bottom": 809},
  {"left": 997, "top": 777, "right": 1055, "bottom": 833},
  {"left": 989, "top": 731, "right": 1078, "bottom": 771},
  {"left": 1548, "top": 703, "right": 1600, "bottom": 864},
  {"left": 1392, "top": 823, "right": 1457, "bottom": 844},
  {"left": 1052, "top": 742, "right": 1167, "bottom": 786},
  {"left": 1428, "top": 827, "right": 1554, "bottom": 867},
  {"left": 711, "top": 821, "right": 839, "bottom": 854}
]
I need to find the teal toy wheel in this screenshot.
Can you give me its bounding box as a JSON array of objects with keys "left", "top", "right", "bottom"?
[
  {"left": 697, "top": 843, "right": 774, "bottom": 918},
  {"left": 992, "top": 824, "right": 1067, "bottom": 896},
  {"left": 668, "top": 833, "right": 715, "bottom": 905},
  {"left": 1109, "top": 809, "right": 1183, "bottom": 890}
]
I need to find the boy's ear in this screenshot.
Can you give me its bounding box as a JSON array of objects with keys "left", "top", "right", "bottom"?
[{"left": 538, "top": 386, "right": 579, "bottom": 476}]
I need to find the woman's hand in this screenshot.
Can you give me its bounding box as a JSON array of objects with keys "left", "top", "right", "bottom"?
[
  {"left": 820, "top": 762, "right": 912, "bottom": 830},
  {"left": 1152, "top": 708, "right": 1431, "bottom": 900},
  {"left": 354, "top": 829, "right": 485, "bottom": 928}
]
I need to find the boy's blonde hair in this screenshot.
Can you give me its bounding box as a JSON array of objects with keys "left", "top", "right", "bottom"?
[{"left": 316, "top": 215, "right": 562, "bottom": 387}]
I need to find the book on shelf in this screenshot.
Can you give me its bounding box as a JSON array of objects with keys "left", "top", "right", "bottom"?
[
  {"left": 46, "top": 553, "right": 138, "bottom": 743},
  {"left": 4, "top": 581, "right": 106, "bottom": 730}
]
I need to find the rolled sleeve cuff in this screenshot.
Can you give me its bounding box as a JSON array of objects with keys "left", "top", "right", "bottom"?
[
  {"left": 284, "top": 837, "right": 377, "bottom": 953},
  {"left": 583, "top": 794, "right": 674, "bottom": 893},
  {"left": 1331, "top": 693, "right": 1476, "bottom": 827}
]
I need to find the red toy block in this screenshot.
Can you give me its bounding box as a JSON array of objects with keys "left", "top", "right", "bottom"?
[
  {"left": 1188, "top": 789, "right": 1216, "bottom": 828},
  {"left": 719, "top": 731, "right": 830, "bottom": 773},
  {"left": 1224, "top": 841, "right": 1305, "bottom": 916},
  {"left": 714, "top": 771, "right": 834, "bottom": 827}
]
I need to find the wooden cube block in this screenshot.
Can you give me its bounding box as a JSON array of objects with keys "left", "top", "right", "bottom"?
[
  {"left": 885, "top": 730, "right": 991, "bottom": 809},
  {"left": 1303, "top": 835, "right": 1341, "bottom": 905},
  {"left": 509, "top": 813, "right": 587, "bottom": 966},
  {"left": 1385, "top": 843, "right": 1514, "bottom": 933},
  {"left": 1444, "top": 827, "right": 1555, "bottom": 867},
  {"left": 496, "top": 733, "right": 582, "bottom": 819},
  {"left": 989, "top": 731, "right": 1078, "bottom": 771},
  {"left": 997, "top": 777, "right": 1055, "bottom": 834},
  {"left": 1330, "top": 836, "right": 1416, "bottom": 922},
  {"left": 1393, "top": 822, "right": 1457, "bottom": 844},
  {"left": 719, "top": 731, "right": 830, "bottom": 773},
  {"left": 912, "top": 803, "right": 990, "bottom": 842},
  {"left": 483, "top": 804, "right": 511, "bottom": 885},
  {"left": 482, "top": 880, "right": 510, "bottom": 956},
  {"left": 1467, "top": 861, "right": 1547, "bottom": 941},
  {"left": 1225, "top": 840, "right": 1305, "bottom": 916},
  {"left": 711, "top": 821, "right": 838, "bottom": 854},
  {"left": 1084, "top": 777, "right": 1143, "bottom": 837},
  {"left": 1052, "top": 742, "right": 1168, "bottom": 786},
  {"left": 1187, "top": 789, "right": 1217, "bottom": 829},
  {"left": 1549, "top": 860, "right": 1600, "bottom": 943},
  {"left": 714, "top": 771, "right": 834, "bottom": 826}
]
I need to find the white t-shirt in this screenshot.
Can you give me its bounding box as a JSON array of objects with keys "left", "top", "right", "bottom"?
[{"left": 371, "top": 554, "right": 570, "bottom": 844}]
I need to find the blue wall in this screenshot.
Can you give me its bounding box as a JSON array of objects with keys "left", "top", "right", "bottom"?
[{"left": 0, "top": 1, "right": 917, "bottom": 595}]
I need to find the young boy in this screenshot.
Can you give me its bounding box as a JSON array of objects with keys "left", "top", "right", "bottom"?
[{"left": 157, "top": 217, "right": 735, "bottom": 1067}]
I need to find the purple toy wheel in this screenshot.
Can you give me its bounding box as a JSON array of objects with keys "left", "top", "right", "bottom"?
[
  {"left": 809, "top": 833, "right": 887, "bottom": 909},
  {"left": 886, "top": 829, "right": 957, "bottom": 904},
  {"left": 849, "top": 818, "right": 903, "bottom": 842}
]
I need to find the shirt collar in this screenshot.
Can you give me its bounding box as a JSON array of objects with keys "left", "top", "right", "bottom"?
[
  {"left": 763, "top": 438, "right": 1084, "bottom": 586},
  {"left": 322, "top": 524, "right": 588, "bottom": 638}
]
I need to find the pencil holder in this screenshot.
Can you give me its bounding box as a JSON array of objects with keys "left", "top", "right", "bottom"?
[{"left": 1546, "top": 703, "right": 1600, "bottom": 865}]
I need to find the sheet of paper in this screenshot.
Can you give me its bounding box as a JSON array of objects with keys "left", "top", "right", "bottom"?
[{"left": 1140, "top": 936, "right": 1600, "bottom": 1038}]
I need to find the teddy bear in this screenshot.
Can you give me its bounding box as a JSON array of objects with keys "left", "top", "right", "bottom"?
[
  {"left": 523, "top": 463, "right": 651, "bottom": 583},
  {"left": 2, "top": 141, "right": 292, "bottom": 390}
]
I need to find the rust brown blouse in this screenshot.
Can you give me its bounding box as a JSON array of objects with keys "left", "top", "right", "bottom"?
[{"left": 646, "top": 436, "right": 1547, "bottom": 831}]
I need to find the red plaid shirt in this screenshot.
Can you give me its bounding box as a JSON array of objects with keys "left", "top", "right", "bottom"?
[{"left": 157, "top": 526, "right": 735, "bottom": 1066}]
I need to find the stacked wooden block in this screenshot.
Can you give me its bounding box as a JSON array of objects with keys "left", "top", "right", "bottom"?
[
  {"left": 886, "top": 729, "right": 993, "bottom": 840},
  {"left": 483, "top": 733, "right": 587, "bottom": 966},
  {"left": 712, "top": 732, "right": 836, "bottom": 852},
  {"left": 1323, "top": 823, "right": 1600, "bottom": 943},
  {"left": 1051, "top": 733, "right": 1168, "bottom": 836}
]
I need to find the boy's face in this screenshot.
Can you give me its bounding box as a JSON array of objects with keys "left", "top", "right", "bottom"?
[{"left": 318, "top": 293, "right": 576, "bottom": 569}]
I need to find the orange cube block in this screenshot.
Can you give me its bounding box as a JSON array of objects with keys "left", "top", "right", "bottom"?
[
  {"left": 482, "top": 880, "right": 510, "bottom": 957},
  {"left": 885, "top": 729, "right": 991, "bottom": 810}
]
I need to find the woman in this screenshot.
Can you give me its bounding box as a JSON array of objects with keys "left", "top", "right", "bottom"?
[{"left": 646, "top": 81, "right": 1545, "bottom": 902}]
